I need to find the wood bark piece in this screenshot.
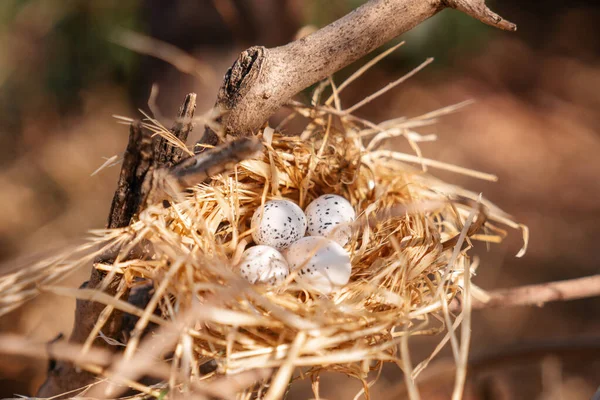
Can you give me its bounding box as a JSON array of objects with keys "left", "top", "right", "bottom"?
[
  {"left": 37, "top": 96, "right": 197, "bottom": 397},
  {"left": 199, "top": 0, "right": 515, "bottom": 142},
  {"left": 37, "top": 121, "right": 155, "bottom": 397},
  {"left": 171, "top": 136, "right": 262, "bottom": 187},
  {"left": 106, "top": 121, "right": 155, "bottom": 231},
  {"left": 153, "top": 93, "right": 197, "bottom": 168},
  {"left": 145, "top": 136, "right": 262, "bottom": 205}
]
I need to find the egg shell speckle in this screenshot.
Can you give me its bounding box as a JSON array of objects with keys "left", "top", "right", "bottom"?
[
  {"left": 238, "top": 245, "right": 290, "bottom": 285},
  {"left": 251, "top": 200, "right": 307, "bottom": 250},
  {"left": 284, "top": 236, "right": 352, "bottom": 294},
  {"left": 305, "top": 194, "right": 356, "bottom": 246}
]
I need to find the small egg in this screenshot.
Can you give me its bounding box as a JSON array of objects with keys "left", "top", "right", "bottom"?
[
  {"left": 251, "top": 200, "right": 307, "bottom": 250},
  {"left": 305, "top": 194, "right": 356, "bottom": 246},
  {"left": 284, "top": 237, "right": 352, "bottom": 294},
  {"left": 237, "top": 245, "right": 290, "bottom": 285}
]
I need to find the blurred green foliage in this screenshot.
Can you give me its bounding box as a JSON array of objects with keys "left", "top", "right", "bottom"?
[
  {"left": 0, "top": 0, "right": 140, "bottom": 114},
  {"left": 45, "top": 2, "right": 140, "bottom": 109},
  {"left": 0, "top": 0, "right": 142, "bottom": 166}
]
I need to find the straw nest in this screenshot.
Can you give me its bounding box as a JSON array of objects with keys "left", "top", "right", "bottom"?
[
  {"left": 86, "top": 99, "right": 525, "bottom": 397},
  {"left": 0, "top": 81, "right": 527, "bottom": 399}
]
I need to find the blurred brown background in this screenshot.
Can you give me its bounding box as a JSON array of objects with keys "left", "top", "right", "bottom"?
[{"left": 1, "top": 0, "right": 599, "bottom": 398}]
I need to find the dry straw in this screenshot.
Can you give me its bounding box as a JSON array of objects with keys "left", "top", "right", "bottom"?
[{"left": 0, "top": 57, "right": 527, "bottom": 400}]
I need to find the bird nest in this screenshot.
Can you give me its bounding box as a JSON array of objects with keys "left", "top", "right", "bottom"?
[
  {"left": 0, "top": 88, "right": 527, "bottom": 399},
  {"left": 84, "top": 101, "right": 525, "bottom": 398}
]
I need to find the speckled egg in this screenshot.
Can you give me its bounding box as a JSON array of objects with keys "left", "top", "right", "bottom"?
[
  {"left": 284, "top": 236, "right": 352, "bottom": 294},
  {"left": 238, "top": 245, "right": 290, "bottom": 285},
  {"left": 251, "top": 199, "right": 307, "bottom": 250},
  {"left": 305, "top": 194, "right": 356, "bottom": 246}
]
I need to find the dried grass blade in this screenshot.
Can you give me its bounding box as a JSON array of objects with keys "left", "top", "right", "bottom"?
[
  {"left": 345, "top": 58, "right": 433, "bottom": 114},
  {"left": 367, "top": 150, "right": 498, "bottom": 181},
  {"left": 399, "top": 329, "right": 421, "bottom": 400},
  {"left": 325, "top": 41, "right": 405, "bottom": 105},
  {"left": 264, "top": 331, "right": 306, "bottom": 400}
]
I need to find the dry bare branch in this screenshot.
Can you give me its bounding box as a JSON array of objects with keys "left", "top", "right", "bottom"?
[
  {"left": 170, "top": 137, "right": 262, "bottom": 187},
  {"left": 106, "top": 121, "right": 154, "bottom": 231},
  {"left": 452, "top": 275, "right": 600, "bottom": 311},
  {"left": 200, "top": 0, "right": 515, "bottom": 142},
  {"left": 145, "top": 137, "right": 263, "bottom": 205},
  {"left": 38, "top": 95, "right": 198, "bottom": 397}
]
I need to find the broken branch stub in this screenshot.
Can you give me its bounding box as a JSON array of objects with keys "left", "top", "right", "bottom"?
[
  {"left": 153, "top": 93, "right": 197, "bottom": 167},
  {"left": 200, "top": 0, "right": 515, "bottom": 142},
  {"left": 106, "top": 121, "right": 154, "bottom": 230},
  {"left": 37, "top": 121, "right": 155, "bottom": 397}
]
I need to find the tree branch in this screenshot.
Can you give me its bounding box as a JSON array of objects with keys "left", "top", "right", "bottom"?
[
  {"left": 200, "top": 0, "right": 515, "bottom": 141},
  {"left": 38, "top": 96, "right": 197, "bottom": 397},
  {"left": 446, "top": 0, "right": 516, "bottom": 31},
  {"left": 38, "top": 121, "right": 155, "bottom": 397},
  {"left": 106, "top": 121, "right": 155, "bottom": 231},
  {"left": 452, "top": 275, "right": 600, "bottom": 311}
]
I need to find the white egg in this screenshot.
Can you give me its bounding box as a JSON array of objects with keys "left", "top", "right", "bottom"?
[
  {"left": 251, "top": 199, "right": 307, "bottom": 250},
  {"left": 238, "top": 245, "right": 290, "bottom": 285},
  {"left": 305, "top": 194, "right": 356, "bottom": 246},
  {"left": 284, "top": 237, "right": 352, "bottom": 295}
]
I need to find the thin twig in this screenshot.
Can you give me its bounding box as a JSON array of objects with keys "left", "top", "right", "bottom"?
[
  {"left": 110, "top": 29, "right": 215, "bottom": 83},
  {"left": 344, "top": 57, "right": 433, "bottom": 114},
  {"left": 452, "top": 274, "right": 600, "bottom": 311},
  {"left": 147, "top": 137, "right": 263, "bottom": 205},
  {"left": 170, "top": 137, "right": 262, "bottom": 188}
]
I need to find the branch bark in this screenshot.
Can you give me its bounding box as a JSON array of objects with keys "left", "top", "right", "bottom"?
[
  {"left": 452, "top": 275, "right": 600, "bottom": 311},
  {"left": 153, "top": 93, "right": 197, "bottom": 168},
  {"left": 200, "top": 0, "right": 515, "bottom": 142},
  {"left": 37, "top": 121, "right": 154, "bottom": 397},
  {"left": 37, "top": 96, "right": 197, "bottom": 397}
]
